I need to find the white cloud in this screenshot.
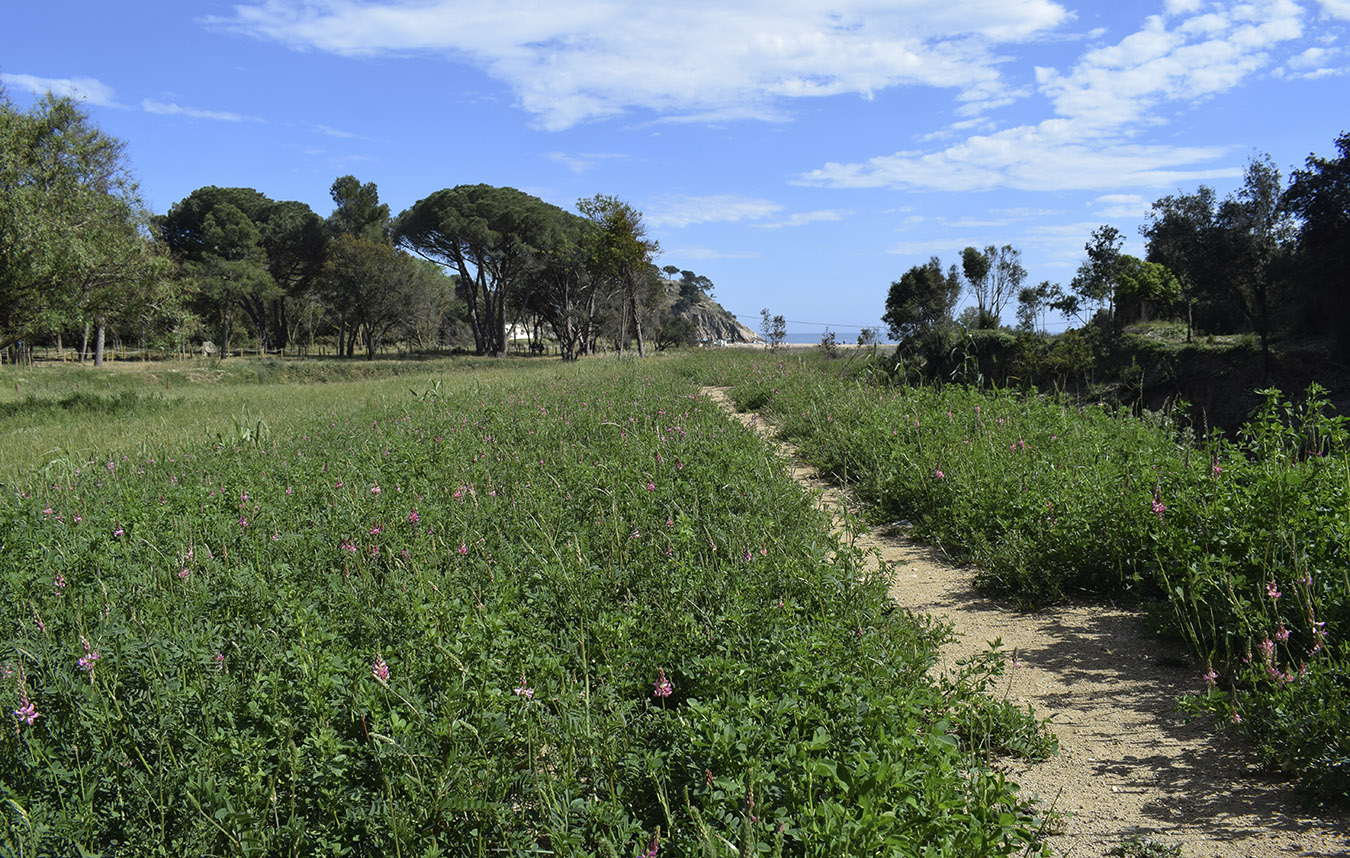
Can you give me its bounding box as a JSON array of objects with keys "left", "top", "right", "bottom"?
[
  {"left": 1317, "top": 0, "right": 1350, "bottom": 20},
  {"left": 1092, "top": 193, "right": 1151, "bottom": 218},
  {"left": 1, "top": 73, "right": 120, "bottom": 107},
  {"left": 315, "top": 124, "right": 356, "bottom": 138},
  {"left": 755, "top": 209, "right": 851, "bottom": 228},
  {"left": 804, "top": 1, "right": 1305, "bottom": 193},
  {"left": 663, "top": 245, "right": 762, "bottom": 260},
  {"left": 645, "top": 194, "right": 783, "bottom": 228},
  {"left": 546, "top": 151, "right": 627, "bottom": 174},
  {"left": 143, "top": 99, "right": 264, "bottom": 122},
  {"left": 801, "top": 122, "right": 1240, "bottom": 191},
  {"left": 213, "top": 0, "right": 1070, "bottom": 128}
]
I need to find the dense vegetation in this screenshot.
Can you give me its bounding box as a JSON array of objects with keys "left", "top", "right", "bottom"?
[
  {"left": 881, "top": 135, "right": 1350, "bottom": 412},
  {"left": 707, "top": 349, "right": 1348, "bottom": 802},
  {"left": 1, "top": 357, "right": 1054, "bottom": 856},
  {"left": 0, "top": 92, "right": 722, "bottom": 367}
]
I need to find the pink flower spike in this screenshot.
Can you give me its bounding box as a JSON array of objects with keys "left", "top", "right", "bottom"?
[
  {"left": 1266, "top": 580, "right": 1281, "bottom": 601},
  {"left": 14, "top": 698, "right": 38, "bottom": 727},
  {"left": 1203, "top": 668, "right": 1218, "bottom": 686},
  {"left": 653, "top": 668, "right": 673, "bottom": 699},
  {"left": 934, "top": 469, "right": 945, "bottom": 480},
  {"left": 457, "top": 542, "right": 468, "bottom": 555},
  {"left": 371, "top": 656, "right": 390, "bottom": 684}
]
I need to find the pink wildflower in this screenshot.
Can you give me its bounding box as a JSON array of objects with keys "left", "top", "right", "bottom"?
[
  {"left": 934, "top": 468, "right": 945, "bottom": 480},
  {"left": 1203, "top": 667, "right": 1218, "bottom": 686},
  {"left": 514, "top": 675, "right": 534, "bottom": 699},
  {"left": 1274, "top": 623, "right": 1290, "bottom": 643},
  {"left": 371, "top": 656, "right": 390, "bottom": 684},
  {"left": 457, "top": 542, "right": 468, "bottom": 555},
  {"left": 14, "top": 697, "right": 37, "bottom": 727},
  {"left": 408, "top": 509, "right": 419, "bottom": 524},
  {"left": 370, "top": 485, "right": 381, "bottom": 496},
  {"left": 1258, "top": 637, "right": 1275, "bottom": 662},
  {"left": 653, "top": 668, "right": 673, "bottom": 699},
  {"left": 1267, "top": 580, "right": 1281, "bottom": 601},
  {"left": 646, "top": 481, "right": 656, "bottom": 492},
  {"left": 77, "top": 637, "right": 100, "bottom": 674}
]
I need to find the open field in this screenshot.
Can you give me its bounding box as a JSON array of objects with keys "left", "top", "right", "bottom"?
[{"left": 0, "top": 355, "right": 1050, "bottom": 857}]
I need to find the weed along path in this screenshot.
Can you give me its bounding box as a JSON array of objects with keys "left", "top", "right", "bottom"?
[{"left": 702, "top": 387, "right": 1350, "bottom": 858}]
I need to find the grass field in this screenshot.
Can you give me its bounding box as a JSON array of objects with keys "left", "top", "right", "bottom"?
[{"left": 0, "top": 355, "right": 1052, "bottom": 857}]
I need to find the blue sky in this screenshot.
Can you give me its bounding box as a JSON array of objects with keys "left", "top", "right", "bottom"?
[{"left": 4, "top": 0, "right": 1348, "bottom": 339}]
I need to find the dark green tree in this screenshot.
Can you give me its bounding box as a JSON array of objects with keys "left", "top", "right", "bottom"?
[
  {"left": 1283, "top": 132, "right": 1350, "bottom": 350},
  {"left": 1141, "top": 186, "right": 1220, "bottom": 341},
  {"left": 960, "top": 246, "right": 992, "bottom": 325},
  {"left": 328, "top": 175, "right": 390, "bottom": 241},
  {"left": 181, "top": 203, "right": 275, "bottom": 359},
  {"left": 1052, "top": 226, "right": 1123, "bottom": 327},
  {"left": 577, "top": 194, "right": 659, "bottom": 357},
  {"left": 0, "top": 91, "right": 156, "bottom": 357},
  {"left": 159, "top": 186, "right": 324, "bottom": 352},
  {"left": 882, "top": 257, "right": 961, "bottom": 345},
  {"left": 396, "top": 185, "right": 565, "bottom": 356},
  {"left": 320, "top": 235, "right": 426, "bottom": 359}
]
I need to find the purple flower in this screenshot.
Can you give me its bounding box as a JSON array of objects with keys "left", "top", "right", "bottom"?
[
  {"left": 513, "top": 675, "right": 534, "bottom": 699},
  {"left": 408, "top": 509, "right": 419, "bottom": 524},
  {"left": 934, "top": 468, "right": 945, "bottom": 480},
  {"left": 653, "top": 668, "right": 673, "bottom": 699},
  {"left": 1203, "top": 667, "right": 1218, "bottom": 686},
  {"left": 14, "top": 697, "right": 37, "bottom": 727},
  {"left": 1274, "top": 623, "right": 1290, "bottom": 643},
  {"left": 1258, "top": 637, "right": 1275, "bottom": 662},
  {"left": 371, "top": 656, "right": 390, "bottom": 684},
  {"left": 77, "top": 638, "right": 100, "bottom": 674},
  {"left": 1266, "top": 580, "right": 1281, "bottom": 601}
]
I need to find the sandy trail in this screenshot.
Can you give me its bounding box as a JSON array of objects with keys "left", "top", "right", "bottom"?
[{"left": 704, "top": 387, "right": 1348, "bottom": 858}]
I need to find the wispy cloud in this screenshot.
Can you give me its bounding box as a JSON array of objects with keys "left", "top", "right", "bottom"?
[
  {"left": 755, "top": 209, "right": 852, "bottom": 229},
  {"left": 803, "top": 0, "right": 1309, "bottom": 193},
  {"left": 645, "top": 194, "right": 783, "bottom": 228},
  {"left": 213, "top": 1, "right": 1070, "bottom": 129},
  {"left": 546, "top": 151, "right": 628, "bottom": 174},
  {"left": 663, "top": 245, "right": 762, "bottom": 260},
  {"left": 314, "top": 124, "right": 356, "bottom": 138},
  {"left": 142, "top": 99, "right": 264, "bottom": 122},
  {"left": 1091, "top": 193, "right": 1151, "bottom": 218},
  {"left": 1, "top": 73, "right": 120, "bottom": 107}
]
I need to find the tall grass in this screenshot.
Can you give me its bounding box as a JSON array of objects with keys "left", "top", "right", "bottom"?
[
  {"left": 697, "top": 350, "right": 1348, "bottom": 802},
  {"left": 1, "top": 356, "right": 1052, "bottom": 856}
]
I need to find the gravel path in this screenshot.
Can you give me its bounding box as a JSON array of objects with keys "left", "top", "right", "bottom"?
[{"left": 704, "top": 387, "right": 1349, "bottom": 858}]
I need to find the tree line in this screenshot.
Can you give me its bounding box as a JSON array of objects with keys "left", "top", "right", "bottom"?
[
  {"left": 883, "top": 133, "right": 1350, "bottom": 371},
  {"left": 1, "top": 91, "right": 712, "bottom": 364}
]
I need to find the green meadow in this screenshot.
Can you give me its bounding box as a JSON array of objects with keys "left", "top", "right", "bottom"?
[{"left": 0, "top": 355, "right": 1052, "bottom": 857}]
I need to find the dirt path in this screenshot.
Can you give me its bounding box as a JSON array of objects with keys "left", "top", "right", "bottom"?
[{"left": 703, "top": 387, "right": 1349, "bottom": 858}]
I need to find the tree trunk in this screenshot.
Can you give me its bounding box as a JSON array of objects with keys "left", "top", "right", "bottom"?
[
  {"left": 628, "top": 281, "right": 646, "bottom": 358},
  {"left": 219, "top": 303, "right": 232, "bottom": 361},
  {"left": 80, "top": 322, "right": 90, "bottom": 363},
  {"left": 94, "top": 317, "right": 106, "bottom": 367}
]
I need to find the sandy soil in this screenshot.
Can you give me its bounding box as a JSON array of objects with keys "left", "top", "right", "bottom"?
[{"left": 703, "top": 387, "right": 1349, "bottom": 858}]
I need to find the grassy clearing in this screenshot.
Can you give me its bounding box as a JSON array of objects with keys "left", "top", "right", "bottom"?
[
  {"left": 693, "top": 349, "right": 1349, "bottom": 803},
  {"left": 1, "top": 355, "right": 1052, "bottom": 856}
]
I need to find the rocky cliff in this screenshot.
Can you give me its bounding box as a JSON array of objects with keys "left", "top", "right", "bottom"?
[{"left": 659, "top": 278, "right": 761, "bottom": 344}]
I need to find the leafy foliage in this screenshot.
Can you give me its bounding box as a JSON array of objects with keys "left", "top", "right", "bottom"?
[{"left": 0, "top": 358, "right": 1049, "bottom": 855}]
